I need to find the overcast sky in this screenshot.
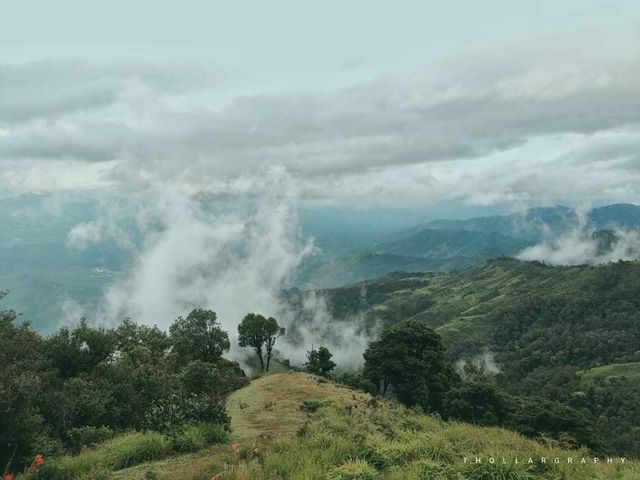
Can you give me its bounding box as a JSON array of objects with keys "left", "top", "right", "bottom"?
[{"left": 2, "top": 0, "right": 640, "bottom": 210}]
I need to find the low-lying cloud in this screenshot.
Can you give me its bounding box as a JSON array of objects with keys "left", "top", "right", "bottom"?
[{"left": 517, "top": 228, "right": 640, "bottom": 265}]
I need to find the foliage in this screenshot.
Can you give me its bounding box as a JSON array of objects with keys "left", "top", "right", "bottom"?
[
  {"left": 237, "top": 313, "right": 284, "bottom": 372},
  {"left": 305, "top": 346, "right": 337, "bottom": 377},
  {"left": 169, "top": 309, "right": 230, "bottom": 364},
  {"left": 0, "top": 299, "right": 245, "bottom": 474},
  {"left": 312, "top": 259, "right": 640, "bottom": 456},
  {"left": 363, "top": 320, "right": 460, "bottom": 412},
  {"left": 190, "top": 374, "right": 640, "bottom": 480}
]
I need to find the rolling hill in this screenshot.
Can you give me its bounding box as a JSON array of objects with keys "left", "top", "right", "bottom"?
[
  {"left": 297, "top": 204, "right": 640, "bottom": 288},
  {"left": 288, "top": 258, "right": 640, "bottom": 455},
  {"left": 37, "top": 373, "right": 640, "bottom": 480}
]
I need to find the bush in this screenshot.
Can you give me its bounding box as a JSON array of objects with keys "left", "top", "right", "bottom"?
[
  {"left": 34, "top": 432, "right": 172, "bottom": 479},
  {"left": 299, "top": 398, "right": 335, "bottom": 413},
  {"left": 143, "top": 394, "right": 230, "bottom": 432},
  {"left": 172, "top": 422, "right": 228, "bottom": 452},
  {"left": 102, "top": 432, "right": 172, "bottom": 469},
  {"left": 66, "top": 426, "right": 114, "bottom": 452}
]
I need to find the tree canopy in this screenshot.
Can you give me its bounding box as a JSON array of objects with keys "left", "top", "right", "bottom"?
[
  {"left": 363, "top": 320, "right": 460, "bottom": 412},
  {"left": 305, "top": 346, "right": 336, "bottom": 377},
  {"left": 238, "top": 313, "right": 284, "bottom": 372},
  {"left": 169, "top": 309, "right": 230, "bottom": 364}
]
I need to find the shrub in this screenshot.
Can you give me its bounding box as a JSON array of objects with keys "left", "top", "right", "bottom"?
[
  {"left": 144, "top": 394, "right": 230, "bottom": 432},
  {"left": 66, "top": 426, "right": 114, "bottom": 452},
  {"left": 33, "top": 432, "right": 171, "bottom": 479},
  {"left": 172, "top": 422, "right": 228, "bottom": 452},
  {"left": 299, "top": 398, "right": 335, "bottom": 413},
  {"left": 102, "top": 432, "right": 172, "bottom": 469}
]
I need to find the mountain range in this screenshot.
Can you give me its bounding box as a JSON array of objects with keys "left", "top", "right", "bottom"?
[
  {"left": 2, "top": 194, "right": 640, "bottom": 329},
  {"left": 297, "top": 203, "right": 640, "bottom": 288}
]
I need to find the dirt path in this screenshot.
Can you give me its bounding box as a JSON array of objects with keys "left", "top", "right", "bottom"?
[{"left": 227, "top": 372, "right": 370, "bottom": 443}]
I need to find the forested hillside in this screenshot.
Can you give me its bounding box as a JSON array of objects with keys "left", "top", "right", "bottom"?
[{"left": 290, "top": 258, "right": 640, "bottom": 455}]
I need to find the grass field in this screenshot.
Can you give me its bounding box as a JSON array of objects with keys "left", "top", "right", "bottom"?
[
  {"left": 26, "top": 372, "right": 640, "bottom": 479},
  {"left": 579, "top": 362, "right": 640, "bottom": 381}
]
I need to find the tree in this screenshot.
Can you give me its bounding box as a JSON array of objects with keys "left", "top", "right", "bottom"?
[
  {"left": 169, "top": 309, "right": 230, "bottom": 363},
  {"left": 305, "top": 346, "right": 336, "bottom": 377},
  {"left": 363, "top": 320, "right": 459, "bottom": 412},
  {"left": 443, "top": 382, "right": 510, "bottom": 426},
  {"left": 238, "top": 313, "right": 284, "bottom": 372}
]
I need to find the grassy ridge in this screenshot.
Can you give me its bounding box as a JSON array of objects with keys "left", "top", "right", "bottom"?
[{"left": 61, "top": 373, "right": 640, "bottom": 480}]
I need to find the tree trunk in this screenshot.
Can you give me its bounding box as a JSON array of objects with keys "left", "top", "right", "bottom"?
[
  {"left": 265, "top": 338, "right": 274, "bottom": 372},
  {"left": 256, "top": 347, "right": 265, "bottom": 371}
]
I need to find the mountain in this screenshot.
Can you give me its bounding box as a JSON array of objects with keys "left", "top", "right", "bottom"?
[
  {"left": 297, "top": 228, "right": 532, "bottom": 287},
  {"left": 298, "top": 203, "right": 640, "bottom": 288},
  {"left": 374, "top": 228, "right": 530, "bottom": 259},
  {"left": 0, "top": 194, "right": 130, "bottom": 331},
  {"left": 588, "top": 203, "right": 640, "bottom": 229},
  {"left": 289, "top": 258, "right": 640, "bottom": 455},
  {"left": 422, "top": 203, "right": 640, "bottom": 240},
  {"left": 3, "top": 195, "right": 640, "bottom": 327}
]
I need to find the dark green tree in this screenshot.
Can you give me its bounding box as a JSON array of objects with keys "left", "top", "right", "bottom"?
[
  {"left": 363, "top": 320, "right": 460, "bottom": 412},
  {"left": 46, "top": 319, "right": 116, "bottom": 378},
  {"left": 305, "top": 346, "right": 336, "bottom": 377},
  {"left": 443, "top": 382, "right": 511, "bottom": 426},
  {"left": 169, "top": 309, "right": 230, "bottom": 363},
  {"left": 238, "top": 313, "right": 284, "bottom": 371}
]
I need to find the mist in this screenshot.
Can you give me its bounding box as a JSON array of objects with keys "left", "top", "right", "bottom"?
[
  {"left": 517, "top": 227, "right": 640, "bottom": 265},
  {"left": 61, "top": 167, "right": 381, "bottom": 369}
]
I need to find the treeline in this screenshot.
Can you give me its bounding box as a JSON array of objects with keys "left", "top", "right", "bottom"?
[
  {"left": 312, "top": 260, "right": 640, "bottom": 457},
  {"left": 486, "top": 292, "right": 640, "bottom": 456},
  {"left": 335, "top": 320, "right": 595, "bottom": 451},
  {"left": 0, "top": 297, "right": 287, "bottom": 474}
]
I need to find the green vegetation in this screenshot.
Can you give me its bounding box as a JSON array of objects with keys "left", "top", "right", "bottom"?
[
  {"left": 238, "top": 313, "right": 285, "bottom": 372},
  {"left": 579, "top": 362, "right": 640, "bottom": 381},
  {"left": 72, "top": 373, "right": 640, "bottom": 480},
  {"left": 305, "top": 346, "right": 337, "bottom": 377},
  {"left": 363, "top": 320, "right": 459, "bottom": 411},
  {"left": 0, "top": 301, "right": 245, "bottom": 476},
  {"left": 295, "top": 258, "right": 640, "bottom": 455},
  {"left": 5, "top": 257, "right": 640, "bottom": 477}
]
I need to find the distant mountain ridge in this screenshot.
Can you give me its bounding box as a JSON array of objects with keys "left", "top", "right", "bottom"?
[
  {"left": 421, "top": 203, "right": 640, "bottom": 240},
  {"left": 298, "top": 203, "right": 640, "bottom": 288},
  {"left": 2, "top": 194, "right": 640, "bottom": 327}
]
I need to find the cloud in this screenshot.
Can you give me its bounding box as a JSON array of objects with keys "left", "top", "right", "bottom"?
[
  {"left": 517, "top": 227, "right": 640, "bottom": 265},
  {"left": 2, "top": 47, "right": 640, "bottom": 208},
  {"left": 277, "top": 290, "right": 380, "bottom": 371},
  {"left": 93, "top": 168, "right": 315, "bottom": 363}
]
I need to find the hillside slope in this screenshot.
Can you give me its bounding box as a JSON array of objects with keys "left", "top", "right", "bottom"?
[
  {"left": 289, "top": 259, "right": 640, "bottom": 456},
  {"left": 108, "top": 373, "right": 638, "bottom": 480}
]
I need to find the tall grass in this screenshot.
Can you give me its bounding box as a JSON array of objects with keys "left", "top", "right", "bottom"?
[
  {"left": 196, "top": 401, "right": 640, "bottom": 480},
  {"left": 26, "top": 423, "right": 227, "bottom": 480}
]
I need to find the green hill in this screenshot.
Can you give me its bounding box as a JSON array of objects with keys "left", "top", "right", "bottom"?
[
  {"left": 35, "top": 373, "right": 640, "bottom": 480},
  {"left": 288, "top": 258, "right": 640, "bottom": 455}
]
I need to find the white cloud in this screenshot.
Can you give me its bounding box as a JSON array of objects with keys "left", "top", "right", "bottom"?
[{"left": 2, "top": 47, "right": 640, "bottom": 208}]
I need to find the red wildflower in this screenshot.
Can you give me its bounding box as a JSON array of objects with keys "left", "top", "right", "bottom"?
[
  {"left": 5, "top": 474, "right": 15, "bottom": 480},
  {"left": 34, "top": 453, "right": 45, "bottom": 466}
]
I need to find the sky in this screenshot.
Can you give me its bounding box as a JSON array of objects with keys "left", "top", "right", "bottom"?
[
  {"left": 3, "top": 1, "right": 640, "bottom": 343},
  {"left": 2, "top": 0, "right": 640, "bottom": 211}
]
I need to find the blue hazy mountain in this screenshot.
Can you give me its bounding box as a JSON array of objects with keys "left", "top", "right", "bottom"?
[{"left": 2, "top": 196, "right": 640, "bottom": 328}]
